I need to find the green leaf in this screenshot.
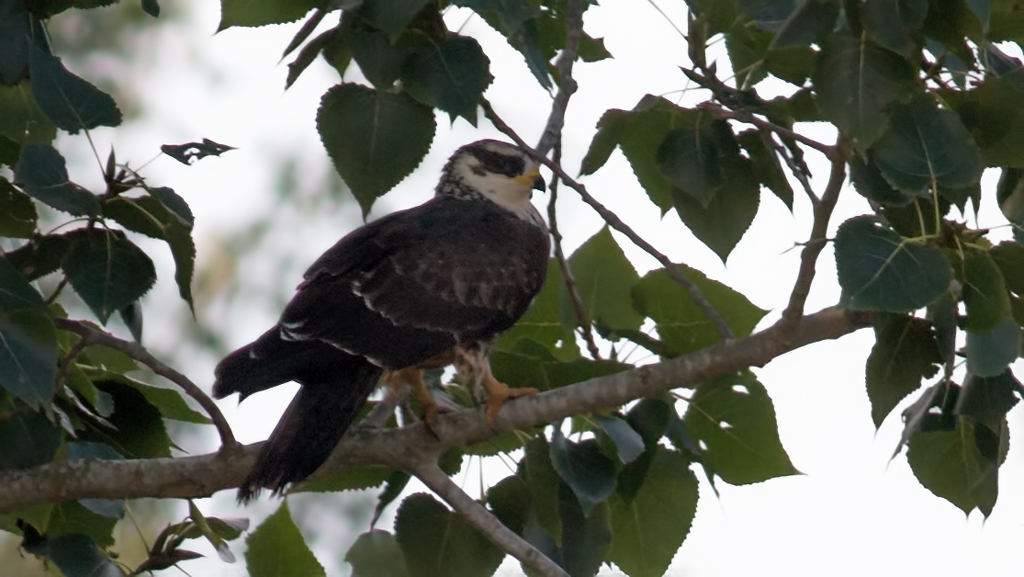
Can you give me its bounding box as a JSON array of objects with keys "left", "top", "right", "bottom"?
[
  {"left": 317, "top": 84, "right": 435, "bottom": 217},
  {"left": 346, "top": 530, "right": 411, "bottom": 577},
  {"left": 0, "top": 271, "right": 57, "bottom": 407},
  {"left": 956, "top": 371, "right": 1020, "bottom": 433},
  {"left": 394, "top": 493, "right": 504, "bottom": 577},
  {"left": 0, "top": 178, "right": 37, "bottom": 238},
  {"left": 82, "top": 380, "right": 172, "bottom": 459},
  {"left": 286, "top": 28, "right": 335, "bottom": 90},
  {"left": 525, "top": 436, "right": 561, "bottom": 542},
  {"left": 813, "top": 33, "right": 917, "bottom": 149},
  {"left": 736, "top": 129, "right": 793, "bottom": 209},
  {"left": 849, "top": 151, "right": 913, "bottom": 205},
  {"left": 294, "top": 465, "right": 393, "bottom": 494},
  {"left": 47, "top": 500, "right": 118, "bottom": 549},
  {"left": 486, "top": 474, "right": 530, "bottom": 535},
  {"left": 549, "top": 429, "right": 617, "bottom": 515},
  {"left": 14, "top": 144, "right": 99, "bottom": 216},
  {"left": 5, "top": 233, "right": 71, "bottom": 281},
  {"left": 607, "top": 449, "right": 698, "bottom": 577},
  {"left": 347, "top": 21, "right": 418, "bottom": 90},
  {"left": 0, "top": 81, "right": 56, "bottom": 144},
  {"left": 632, "top": 265, "right": 767, "bottom": 357},
  {"left": 873, "top": 96, "right": 983, "bottom": 201},
  {"left": 568, "top": 227, "right": 643, "bottom": 332},
  {"left": 558, "top": 483, "right": 611, "bottom": 577},
  {"left": 371, "top": 470, "right": 411, "bottom": 527},
  {"left": 595, "top": 415, "right": 644, "bottom": 464},
  {"left": 360, "top": 0, "right": 431, "bottom": 40},
  {"left": 943, "top": 78, "right": 1024, "bottom": 168},
  {"left": 29, "top": 44, "right": 121, "bottom": 133},
  {"left": 683, "top": 372, "right": 799, "bottom": 484},
  {"left": 672, "top": 154, "right": 760, "bottom": 261},
  {"left": 82, "top": 368, "right": 211, "bottom": 424},
  {"left": 725, "top": 19, "right": 816, "bottom": 86},
  {"left": 159, "top": 140, "right": 235, "bottom": 168},
  {"left": 962, "top": 250, "right": 1012, "bottom": 333},
  {"left": 0, "top": 406, "right": 62, "bottom": 470},
  {"left": 989, "top": 241, "right": 1024, "bottom": 294},
  {"left": 579, "top": 109, "right": 629, "bottom": 177},
  {"left": 835, "top": 216, "right": 952, "bottom": 312},
  {"left": 401, "top": 34, "right": 492, "bottom": 123},
  {"left": 495, "top": 260, "right": 579, "bottom": 361},
  {"left": 861, "top": 0, "right": 928, "bottom": 57},
  {"left": 966, "top": 316, "right": 1020, "bottom": 378},
  {"left": 865, "top": 314, "right": 943, "bottom": 428},
  {"left": 657, "top": 126, "right": 723, "bottom": 206},
  {"left": 61, "top": 230, "right": 156, "bottom": 324},
  {"left": 246, "top": 501, "right": 325, "bottom": 577},
  {"left": 218, "top": 0, "right": 320, "bottom": 29},
  {"left": 770, "top": 0, "right": 839, "bottom": 49},
  {"left": 42, "top": 533, "right": 123, "bottom": 577},
  {"left": 907, "top": 417, "right": 1005, "bottom": 516}
]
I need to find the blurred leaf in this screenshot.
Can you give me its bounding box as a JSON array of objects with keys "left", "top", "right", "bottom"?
[
  {"left": 607, "top": 448, "right": 698, "bottom": 577},
  {"left": 849, "top": 151, "right": 913, "bottom": 205},
  {"left": 371, "top": 470, "right": 411, "bottom": 528},
  {"left": 118, "top": 301, "right": 143, "bottom": 343},
  {"left": 657, "top": 126, "right": 723, "bottom": 206},
  {"left": 82, "top": 380, "right": 172, "bottom": 459},
  {"left": 14, "top": 144, "right": 99, "bottom": 216},
  {"left": 42, "top": 533, "right": 123, "bottom": 577},
  {"left": 632, "top": 264, "right": 767, "bottom": 356},
  {"left": 81, "top": 368, "right": 211, "bottom": 424},
  {"left": 525, "top": 435, "right": 562, "bottom": 541},
  {"left": 0, "top": 1, "right": 31, "bottom": 85},
  {"left": 0, "top": 178, "right": 37, "bottom": 238},
  {"left": 0, "top": 81, "right": 56, "bottom": 144},
  {"left": 65, "top": 441, "right": 124, "bottom": 519},
  {"left": 725, "top": 19, "right": 816, "bottom": 86},
  {"left": 737, "top": 129, "right": 793, "bottom": 209},
  {"left": 29, "top": 44, "right": 121, "bottom": 133},
  {"left": 873, "top": 96, "right": 983, "bottom": 202},
  {"left": 558, "top": 483, "right": 611, "bottom": 577},
  {"left": 907, "top": 417, "right": 1005, "bottom": 517},
  {"left": 966, "top": 316, "right": 1019, "bottom": 378},
  {"left": 401, "top": 34, "right": 492, "bottom": 123},
  {"left": 347, "top": 21, "right": 418, "bottom": 89},
  {"left": 61, "top": 229, "right": 156, "bottom": 324},
  {"left": 595, "top": 414, "right": 644, "bottom": 464},
  {"left": 495, "top": 260, "right": 579, "bottom": 361},
  {"left": 246, "top": 501, "right": 325, "bottom": 576},
  {"left": 141, "top": 0, "right": 160, "bottom": 17},
  {"left": 568, "top": 227, "right": 643, "bottom": 332},
  {"left": 394, "top": 493, "right": 504, "bottom": 577},
  {"left": 285, "top": 28, "right": 334, "bottom": 90},
  {"left": 189, "top": 501, "right": 234, "bottom": 563},
  {"left": 346, "top": 530, "right": 410, "bottom": 577},
  {"left": 861, "top": 0, "right": 927, "bottom": 57},
  {"left": 683, "top": 372, "right": 799, "bottom": 484},
  {"left": 550, "top": 428, "right": 617, "bottom": 515},
  {"left": 294, "top": 465, "right": 393, "bottom": 493},
  {"left": 360, "top": 0, "right": 431, "bottom": 40},
  {"left": 317, "top": 84, "right": 435, "bottom": 217},
  {"left": 579, "top": 109, "right": 628, "bottom": 177},
  {"left": 486, "top": 474, "right": 530, "bottom": 535},
  {"left": 835, "top": 216, "right": 952, "bottom": 312},
  {"left": 48, "top": 501, "right": 118, "bottom": 549},
  {"left": 5, "top": 233, "right": 71, "bottom": 281},
  {"left": 770, "top": 0, "right": 839, "bottom": 48},
  {"left": 956, "top": 371, "right": 1020, "bottom": 433},
  {"left": 962, "top": 250, "right": 1012, "bottom": 333},
  {"left": 219, "top": 0, "right": 320, "bottom": 29},
  {"left": 0, "top": 298, "right": 57, "bottom": 408},
  {"left": 160, "top": 139, "right": 235, "bottom": 166},
  {"left": 865, "top": 314, "right": 943, "bottom": 428},
  {"left": 0, "top": 406, "right": 62, "bottom": 470},
  {"left": 672, "top": 153, "right": 760, "bottom": 262},
  {"left": 943, "top": 78, "right": 1024, "bottom": 168},
  {"left": 989, "top": 241, "right": 1024, "bottom": 294},
  {"left": 813, "top": 32, "right": 917, "bottom": 150}
]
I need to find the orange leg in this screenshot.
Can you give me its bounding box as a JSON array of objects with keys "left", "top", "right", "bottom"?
[
  {"left": 481, "top": 368, "right": 538, "bottom": 423},
  {"left": 385, "top": 367, "right": 445, "bottom": 432}
]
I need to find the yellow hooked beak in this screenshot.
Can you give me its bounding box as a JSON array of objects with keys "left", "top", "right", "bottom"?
[{"left": 513, "top": 167, "right": 546, "bottom": 191}]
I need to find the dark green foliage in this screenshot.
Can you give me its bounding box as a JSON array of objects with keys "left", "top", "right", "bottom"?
[
  {"left": 865, "top": 314, "right": 943, "bottom": 428},
  {"left": 245, "top": 501, "right": 325, "bottom": 577},
  {"left": 395, "top": 493, "right": 504, "bottom": 577}
]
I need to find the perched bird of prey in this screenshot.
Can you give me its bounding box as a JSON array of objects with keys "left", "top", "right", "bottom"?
[{"left": 214, "top": 140, "right": 550, "bottom": 501}]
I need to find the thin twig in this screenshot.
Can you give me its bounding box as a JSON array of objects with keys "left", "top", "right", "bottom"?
[
  {"left": 535, "top": 0, "right": 583, "bottom": 158},
  {"left": 760, "top": 128, "right": 818, "bottom": 208},
  {"left": 548, "top": 142, "right": 602, "bottom": 359},
  {"left": 705, "top": 103, "right": 834, "bottom": 155},
  {"left": 779, "top": 138, "right": 850, "bottom": 330},
  {"left": 53, "top": 318, "right": 237, "bottom": 447},
  {"left": 54, "top": 336, "right": 89, "bottom": 397},
  {"left": 482, "top": 100, "right": 735, "bottom": 341},
  {"left": 412, "top": 462, "right": 569, "bottom": 577}
]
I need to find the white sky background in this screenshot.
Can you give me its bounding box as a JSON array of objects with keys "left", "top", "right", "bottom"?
[{"left": 34, "top": 0, "right": 1024, "bottom": 575}]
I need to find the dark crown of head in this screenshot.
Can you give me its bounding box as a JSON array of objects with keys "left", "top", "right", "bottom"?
[{"left": 437, "top": 140, "right": 529, "bottom": 198}]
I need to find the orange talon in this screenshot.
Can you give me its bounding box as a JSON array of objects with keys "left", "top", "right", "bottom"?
[{"left": 482, "top": 371, "right": 538, "bottom": 423}]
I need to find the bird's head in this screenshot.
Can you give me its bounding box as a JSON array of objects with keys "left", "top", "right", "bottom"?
[{"left": 439, "top": 140, "right": 546, "bottom": 216}]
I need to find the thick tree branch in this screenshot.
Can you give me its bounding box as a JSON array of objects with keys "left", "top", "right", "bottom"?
[
  {"left": 52, "top": 318, "right": 237, "bottom": 448},
  {"left": 413, "top": 462, "right": 569, "bottom": 577},
  {"left": 779, "top": 139, "right": 850, "bottom": 330},
  {"left": 482, "top": 100, "right": 735, "bottom": 341},
  {"left": 1, "top": 307, "right": 868, "bottom": 513}
]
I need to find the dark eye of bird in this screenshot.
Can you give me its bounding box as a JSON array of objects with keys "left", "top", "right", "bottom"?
[{"left": 473, "top": 149, "right": 525, "bottom": 177}]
